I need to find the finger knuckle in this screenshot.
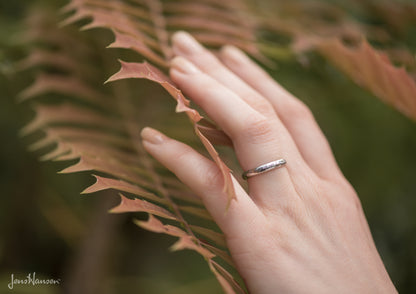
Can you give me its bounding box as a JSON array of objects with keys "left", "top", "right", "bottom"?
[
  {"left": 202, "top": 165, "right": 224, "bottom": 189},
  {"left": 327, "top": 184, "right": 362, "bottom": 215},
  {"left": 239, "top": 116, "right": 276, "bottom": 144},
  {"left": 246, "top": 94, "right": 275, "bottom": 116},
  {"left": 344, "top": 193, "right": 363, "bottom": 213},
  {"left": 284, "top": 100, "right": 314, "bottom": 121}
]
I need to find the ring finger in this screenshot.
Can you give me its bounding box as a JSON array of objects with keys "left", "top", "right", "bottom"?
[{"left": 170, "top": 55, "right": 304, "bottom": 206}]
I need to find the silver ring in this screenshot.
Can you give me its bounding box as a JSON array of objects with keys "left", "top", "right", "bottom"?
[{"left": 242, "top": 159, "right": 287, "bottom": 180}]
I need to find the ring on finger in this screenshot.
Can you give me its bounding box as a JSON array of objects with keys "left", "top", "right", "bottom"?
[{"left": 242, "top": 159, "right": 287, "bottom": 180}]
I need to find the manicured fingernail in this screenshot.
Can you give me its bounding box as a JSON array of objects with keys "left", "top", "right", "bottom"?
[
  {"left": 171, "top": 56, "right": 199, "bottom": 74},
  {"left": 141, "top": 127, "right": 165, "bottom": 144},
  {"left": 221, "top": 45, "right": 248, "bottom": 64},
  {"left": 172, "top": 31, "right": 203, "bottom": 55}
]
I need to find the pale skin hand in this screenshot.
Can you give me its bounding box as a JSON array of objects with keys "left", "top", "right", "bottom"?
[{"left": 140, "top": 31, "right": 398, "bottom": 294}]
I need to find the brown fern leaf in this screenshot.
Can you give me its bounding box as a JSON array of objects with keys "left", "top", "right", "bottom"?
[
  {"left": 319, "top": 39, "right": 416, "bottom": 121},
  {"left": 19, "top": 5, "right": 249, "bottom": 293},
  {"left": 61, "top": 0, "right": 265, "bottom": 65},
  {"left": 256, "top": 0, "right": 416, "bottom": 121},
  {"left": 59, "top": 0, "right": 267, "bottom": 206}
]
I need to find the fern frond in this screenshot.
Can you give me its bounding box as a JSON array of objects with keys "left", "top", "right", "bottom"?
[
  {"left": 318, "top": 39, "right": 416, "bottom": 121},
  {"left": 256, "top": 0, "right": 416, "bottom": 121},
  {"left": 19, "top": 3, "right": 251, "bottom": 292}
]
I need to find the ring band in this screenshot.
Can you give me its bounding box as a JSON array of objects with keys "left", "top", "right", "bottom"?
[{"left": 242, "top": 159, "right": 287, "bottom": 180}]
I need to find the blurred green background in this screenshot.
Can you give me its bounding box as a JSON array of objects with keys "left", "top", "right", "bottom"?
[{"left": 1, "top": 0, "right": 416, "bottom": 293}]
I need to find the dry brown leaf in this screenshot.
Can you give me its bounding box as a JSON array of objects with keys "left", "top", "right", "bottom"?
[
  {"left": 209, "top": 261, "right": 246, "bottom": 294},
  {"left": 319, "top": 39, "right": 416, "bottom": 121},
  {"left": 110, "top": 194, "right": 176, "bottom": 220},
  {"left": 170, "top": 235, "right": 216, "bottom": 259},
  {"left": 134, "top": 214, "right": 186, "bottom": 237},
  {"left": 18, "top": 1, "right": 273, "bottom": 291},
  {"left": 190, "top": 225, "right": 226, "bottom": 248},
  {"left": 82, "top": 175, "right": 166, "bottom": 204}
]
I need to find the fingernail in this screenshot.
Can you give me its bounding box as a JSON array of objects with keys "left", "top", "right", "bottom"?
[
  {"left": 141, "top": 127, "right": 165, "bottom": 144},
  {"left": 172, "top": 31, "right": 203, "bottom": 55},
  {"left": 171, "top": 56, "right": 199, "bottom": 74},
  {"left": 221, "top": 45, "right": 248, "bottom": 64}
]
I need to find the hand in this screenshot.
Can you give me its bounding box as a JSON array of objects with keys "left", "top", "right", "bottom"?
[{"left": 140, "top": 31, "right": 397, "bottom": 294}]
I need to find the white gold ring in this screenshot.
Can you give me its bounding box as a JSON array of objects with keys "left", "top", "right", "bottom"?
[{"left": 242, "top": 159, "right": 287, "bottom": 180}]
